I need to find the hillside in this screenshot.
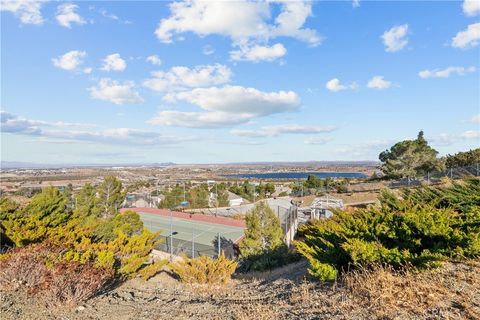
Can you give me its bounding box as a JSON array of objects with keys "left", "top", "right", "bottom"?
[{"left": 2, "top": 259, "right": 479, "bottom": 320}]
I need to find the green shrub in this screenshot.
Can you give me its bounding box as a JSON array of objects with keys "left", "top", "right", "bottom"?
[
  {"left": 139, "top": 259, "right": 169, "bottom": 280},
  {"left": 171, "top": 253, "right": 237, "bottom": 285},
  {"left": 295, "top": 179, "right": 480, "bottom": 281}
]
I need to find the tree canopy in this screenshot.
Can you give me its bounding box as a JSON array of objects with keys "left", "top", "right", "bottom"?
[
  {"left": 444, "top": 148, "right": 480, "bottom": 168},
  {"left": 379, "top": 131, "right": 443, "bottom": 179}
]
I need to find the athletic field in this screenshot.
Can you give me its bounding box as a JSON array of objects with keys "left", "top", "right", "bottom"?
[{"left": 123, "top": 208, "right": 245, "bottom": 257}]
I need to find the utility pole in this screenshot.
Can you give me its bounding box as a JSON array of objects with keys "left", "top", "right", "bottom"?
[
  {"left": 183, "top": 182, "right": 186, "bottom": 202},
  {"left": 169, "top": 209, "right": 173, "bottom": 260}
]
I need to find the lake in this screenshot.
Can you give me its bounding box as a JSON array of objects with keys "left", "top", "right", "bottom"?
[{"left": 225, "top": 172, "right": 367, "bottom": 180}]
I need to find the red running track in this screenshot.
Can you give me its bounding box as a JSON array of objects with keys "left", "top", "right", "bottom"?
[{"left": 120, "top": 207, "right": 246, "bottom": 228}]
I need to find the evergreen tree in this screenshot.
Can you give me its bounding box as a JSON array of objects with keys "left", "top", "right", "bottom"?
[
  {"left": 240, "top": 201, "right": 283, "bottom": 258},
  {"left": 444, "top": 148, "right": 480, "bottom": 168},
  {"left": 379, "top": 131, "right": 444, "bottom": 179},
  {"left": 98, "top": 176, "right": 124, "bottom": 218}
]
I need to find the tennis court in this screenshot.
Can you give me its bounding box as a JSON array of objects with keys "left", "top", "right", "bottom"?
[{"left": 122, "top": 208, "right": 245, "bottom": 257}]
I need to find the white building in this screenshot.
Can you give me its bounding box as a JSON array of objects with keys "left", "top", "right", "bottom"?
[{"left": 227, "top": 191, "right": 244, "bottom": 206}]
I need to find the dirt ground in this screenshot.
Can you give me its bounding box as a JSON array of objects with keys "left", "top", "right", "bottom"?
[{"left": 2, "top": 259, "right": 479, "bottom": 320}]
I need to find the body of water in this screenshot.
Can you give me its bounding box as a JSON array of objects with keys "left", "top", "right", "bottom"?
[{"left": 225, "top": 172, "right": 367, "bottom": 180}]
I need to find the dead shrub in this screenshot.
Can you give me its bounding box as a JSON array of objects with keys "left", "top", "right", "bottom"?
[
  {"left": 0, "top": 242, "right": 113, "bottom": 305},
  {"left": 0, "top": 242, "right": 62, "bottom": 293},
  {"left": 47, "top": 261, "right": 114, "bottom": 305}
]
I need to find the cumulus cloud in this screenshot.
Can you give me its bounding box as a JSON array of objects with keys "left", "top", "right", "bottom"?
[
  {"left": 1, "top": 111, "right": 191, "bottom": 146},
  {"left": 143, "top": 64, "right": 231, "bottom": 92},
  {"left": 88, "top": 78, "right": 144, "bottom": 105},
  {"left": 367, "top": 76, "right": 393, "bottom": 90},
  {"left": 230, "top": 43, "right": 286, "bottom": 62},
  {"left": 451, "top": 23, "right": 480, "bottom": 49},
  {"left": 418, "top": 66, "right": 476, "bottom": 78},
  {"left": 154, "top": 0, "right": 321, "bottom": 48},
  {"left": 231, "top": 124, "right": 336, "bottom": 138},
  {"left": 146, "top": 55, "right": 162, "bottom": 66},
  {"left": 1, "top": 0, "right": 45, "bottom": 25},
  {"left": 150, "top": 85, "right": 301, "bottom": 128},
  {"left": 164, "top": 85, "right": 300, "bottom": 116},
  {"left": 56, "top": 3, "right": 86, "bottom": 28},
  {"left": 52, "top": 50, "right": 87, "bottom": 71},
  {"left": 101, "top": 53, "right": 127, "bottom": 72},
  {"left": 463, "top": 0, "right": 480, "bottom": 16},
  {"left": 381, "top": 24, "right": 409, "bottom": 52},
  {"left": 325, "top": 78, "right": 358, "bottom": 92}
]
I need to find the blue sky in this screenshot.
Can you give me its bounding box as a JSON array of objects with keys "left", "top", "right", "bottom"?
[{"left": 1, "top": 0, "right": 479, "bottom": 164}]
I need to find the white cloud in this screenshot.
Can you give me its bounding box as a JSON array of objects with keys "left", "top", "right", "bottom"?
[
  {"left": 154, "top": 0, "right": 321, "bottom": 46},
  {"left": 143, "top": 64, "right": 231, "bottom": 92},
  {"left": 88, "top": 78, "right": 144, "bottom": 105},
  {"left": 1, "top": 111, "right": 191, "bottom": 146},
  {"left": 52, "top": 50, "right": 86, "bottom": 71},
  {"left": 431, "top": 130, "right": 480, "bottom": 146},
  {"left": 83, "top": 67, "right": 93, "bottom": 74},
  {"left": 461, "top": 130, "right": 480, "bottom": 139},
  {"left": 101, "top": 53, "right": 127, "bottom": 72},
  {"left": 418, "top": 66, "right": 476, "bottom": 78},
  {"left": 304, "top": 136, "right": 332, "bottom": 145},
  {"left": 164, "top": 85, "right": 300, "bottom": 116},
  {"left": 463, "top": 0, "right": 480, "bottom": 16},
  {"left": 367, "top": 76, "right": 393, "bottom": 90},
  {"left": 325, "top": 78, "right": 358, "bottom": 92},
  {"left": 1, "top": 0, "right": 45, "bottom": 25},
  {"left": 203, "top": 45, "right": 215, "bottom": 55},
  {"left": 230, "top": 43, "right": 286, "bottom": 62},
  {"left": 471, "top": 114, "right": 480, "bottom": 123},
  {"left": 99, "top": 8, "right": 131, "bottom": 24},
  {"left": 56, "top": 3, "right": 86, "bottom": 28},
  {"left": 231, "top": 124, "right": 336, "bottom": 138},
  {"left": 381, "top": 24, "right": 409, "bottom": 52},
  {"left": 451, "top": 23, "right": 480, "bottom": 49},
  {"left": 148, "top": 110, "right": 251, "bottom": 128},
  {"left": 352, "top": 0, "right": 360, "bottom": 8},
  {"left": 150, "top": 85, "right": 301, "bottom": 128},
  {"left": 146, "top": 55, "right": 162, "bottom": 66}
]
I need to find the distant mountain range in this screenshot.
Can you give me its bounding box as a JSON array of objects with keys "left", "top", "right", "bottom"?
[{"left": 0, "top": 161, "right": 177, "bottom": 169}]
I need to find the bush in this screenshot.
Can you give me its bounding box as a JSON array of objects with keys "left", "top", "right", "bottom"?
[
  {"left": 171, "top": 253, "right": 237, "bottom": 285},
  {"left": 139, "top": 259, "right": 169, "bottom": 280},
  {"left": 0, "top": 242, "right": 114, "bottom": 305},
  {"left": 0, "top": 181, "right": 161, "bottom": 304},
  {"left": 47, "top": 261, "right": 114, "bottom": 305},
  {"left": 239, "top": 201, "right": 289, "bottom": 271},
  {"left": 295, "top": 179, "right": 480, "bottom": 281}
]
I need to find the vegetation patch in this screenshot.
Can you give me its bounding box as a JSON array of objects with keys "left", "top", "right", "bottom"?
[{"left": 295, "top": 179, "right": 480, "bottom": 281}]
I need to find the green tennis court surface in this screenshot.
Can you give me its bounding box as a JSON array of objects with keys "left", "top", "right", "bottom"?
[{"left": 138, "top": 212, "right": 245, "bottom": 257}]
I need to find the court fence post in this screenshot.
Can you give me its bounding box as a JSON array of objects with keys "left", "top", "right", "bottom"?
[
  {"left": 217, "top": 232, "right": 221, "bottom": 258},
  {"left": 192, "top": 229, "right": 195, "bottom": 258}
]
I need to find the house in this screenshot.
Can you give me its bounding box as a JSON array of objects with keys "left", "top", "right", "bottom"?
[{"left": 227, "top": 191, "right": 244, "bottom": 206}]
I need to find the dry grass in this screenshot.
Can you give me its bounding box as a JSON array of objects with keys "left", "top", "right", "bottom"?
[{"left": 337, "top": 262, "right": 480, "bottom": 319}]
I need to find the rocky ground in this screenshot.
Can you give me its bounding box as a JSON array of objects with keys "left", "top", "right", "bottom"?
[{"left": 1, "top": 260, "right": 479, "bottom": 320}]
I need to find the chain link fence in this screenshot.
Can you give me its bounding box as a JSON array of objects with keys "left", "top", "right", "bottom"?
[{"left": 387, "top": 163, "right": 479, "bottom": 189}]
